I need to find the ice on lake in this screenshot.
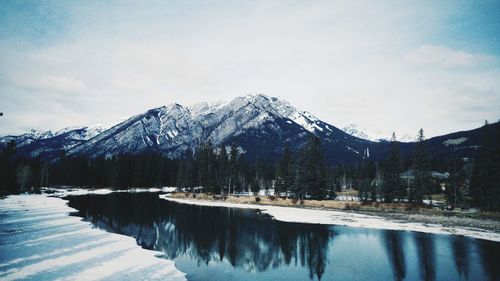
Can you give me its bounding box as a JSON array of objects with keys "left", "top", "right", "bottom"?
[{"left": 0, "top": 194, "right": 185, "bottom": 281}]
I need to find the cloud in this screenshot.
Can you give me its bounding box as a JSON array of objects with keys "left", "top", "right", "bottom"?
[
  {"left": 405, "top": 45, "right": 495, "bottom": 68},
  {"left": 38, "top": 75, "right": 86, "bottom": 92},
  {"left": 0, "top": 1, "right": 499, "bottom": 137}
]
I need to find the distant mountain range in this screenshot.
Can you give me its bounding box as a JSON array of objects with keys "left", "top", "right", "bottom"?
[
  {"left": 1, "top": 94, "right": 497, "bottom": 164},
  {"left": 341, "top": 124, "right": 416, "bottom": 143}
]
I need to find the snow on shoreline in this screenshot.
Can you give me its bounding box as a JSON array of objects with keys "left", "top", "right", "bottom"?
[
  {"left": 42, "top": 186, "right": 177, "bottom": 197},
  {"left": 0, "top": 194, "right": 186, "bottom": 281},
  {"left": 160, "top": 196, "right": 500, "bottom": 243}
]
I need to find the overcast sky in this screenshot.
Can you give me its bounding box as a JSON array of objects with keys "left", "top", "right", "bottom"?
[{"left": 1, "top": 0, "right": 499, "bottom": 139}]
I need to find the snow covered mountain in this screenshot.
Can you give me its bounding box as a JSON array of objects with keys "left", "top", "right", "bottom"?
[
  {"left": 65, "top": 94, "right": 372, "bottom": 163},
  {"left": 0, "top": 129, "right": 54, "bottom": 149},
  {"left": 342, "top": 124, "right": 381, "bottom": 142},
  {"left": 2, "top": 94, "right": 496, "bottom": 164},
  {"left": 0, "top": 124, "right": 113, "bottom": 159},
  {"left": 342, "top": 124, "right": 415, "bottom": 143}
]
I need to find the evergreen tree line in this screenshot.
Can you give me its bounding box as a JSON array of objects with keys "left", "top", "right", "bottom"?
[
  {"left": 49, "top": 153, "right": 179, "bottom": 188},
  {"left": 0, "top": 136, "right": 332, "bottom": 200},
  {"left": 331, "top": 130, "right": 436, "bottom": 205},
  {"left": 1, "top": 125, "right": 499, "bottom": 211},
  {"left": 175, "top": 141, "right": 275, "bottom": 195},
  {"left": 469, "top": 123, "right": 500, "bottom": 211},
  {"left": 379, "top": 129, "right": 435, "bottom": 205},
  {"left": 177, "top": 136, "right": 333, "bottom": 200},
  {"left": 336, "top": 126, "right": 500, "bottom": 211},
  {"left": 0, "top": 141, "right": 276, "bottom": 195},
  {"left": 275, "top": 136, "right": 333, "bottom": 200}
]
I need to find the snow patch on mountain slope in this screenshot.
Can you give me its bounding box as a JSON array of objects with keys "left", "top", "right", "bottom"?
[
  {"left": 443, "top": 137, "right": 468, "bottom": 146},
  {"left": 26, "top": 129, "right": 54, "bottom": 139},
  {"left": 346, "top": 146, "right": 360, "bottom": 154},
  {"left": 342, "top": 124, "right": 373, "bottom": 140}
]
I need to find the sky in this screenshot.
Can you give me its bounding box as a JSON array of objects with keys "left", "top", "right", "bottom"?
[{"left": 0, "top": 0, "right": 499, "bottom": 139}]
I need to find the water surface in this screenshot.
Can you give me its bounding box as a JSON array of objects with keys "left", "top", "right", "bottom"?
[{"left": 66, "top": 193, "right": 500, "bottom": 281}]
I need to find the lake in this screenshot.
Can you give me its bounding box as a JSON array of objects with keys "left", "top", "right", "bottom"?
[{"left": 66, "top": 192, "right": 499, "bottom": 281}]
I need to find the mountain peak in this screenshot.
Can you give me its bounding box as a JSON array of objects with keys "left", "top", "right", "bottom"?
[
  {"left": 148, "top": 105, "right": 168, "bottom": 112},
  {"left": 244, "top": 93, "right": 284, "bottom": 104},
  {"left": 188, "top": 100, "right": 227, "bottom": 117},
  {"left": 164, "top": 103, "right": 187, "bottom": 112}
]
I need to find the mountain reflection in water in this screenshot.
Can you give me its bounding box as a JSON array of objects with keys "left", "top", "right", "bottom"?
[{"left": 66, "top": 193, "right": 500, "bottom": 281}]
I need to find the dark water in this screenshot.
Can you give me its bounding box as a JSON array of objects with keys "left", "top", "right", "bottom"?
[{"left": 66, "top": 193, "right": 500, "bottom": 281}]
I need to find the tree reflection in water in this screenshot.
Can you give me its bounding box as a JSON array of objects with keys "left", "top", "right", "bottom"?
[
  {"left": 382, "top": 230, "right": 406, "bottom": 281},
  {"left": 68, "top": 193, "right": 331, "bottom": 280},
  {"left": 476, "top": 238, "right": 500, "bottom": 281},
  {"left": 66, "top": 192, "right": 500, "bottom": 281},
  {"left": 451, "top": 236, "right": 469, "bottom": 280},
  {"left": 415, "top": 233, "right": 436, "bottom": 281}
]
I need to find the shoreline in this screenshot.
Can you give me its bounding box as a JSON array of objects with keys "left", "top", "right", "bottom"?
[
  {"left": 17, "top": 187, "right": 500, "bottom": 242},
  {"left": 160, "top": 194, "right": 500, "bottom": 242},
  {"left": 0, "top": 194, "right": 186, "bottom": 280}
]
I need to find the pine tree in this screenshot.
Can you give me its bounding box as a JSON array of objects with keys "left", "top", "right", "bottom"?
[
  {"left": 0, "top": 141, "right": 17, "bottom": 194},
  {"left": 197, "top": 141, "right": 216, "bottom": 193},
  {"left": 382, "top": 132, "right": 403, "bottom": 202},
  {"left": 228, "top": 144, "right": 240, "bottom": 194},
  {"left": 217, "top": 147, "right": 229, "bottom": 194},
  {"left": 445, "top": 157, "right": 463, "bottom": 208},
  {"left": 301, "top": 136, "right": 328, "bottom": 200},
  {"left": 250, "top": 178, "right": 260, "bottom": 196},
  {"left": 176, "top": 150, "right": 194, "bottom": 190},
  {"left": 276, "top": 146, "right": 294, "bottom": 197},
  {"left": 470, "top": 123, "right": 500, "bottom": 211},
  {"left": 326, "top": 169, "right": 337, "bottom": 199},
  {"left": 16, "top": 162, "right": 33, "bottom": 192},
  {"left": 412, "top": 129, "right": 432, "bottom": 205},
  {"left": 358, "top": 179, "right": 370, "bottom": 202},
  {"left": 291, "top": 153, "right": 304, "bottom": 201}
]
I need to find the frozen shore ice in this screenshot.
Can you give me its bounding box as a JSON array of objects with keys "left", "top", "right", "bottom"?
[{"left": 0, "top": 194, "right": 186, "bottom": 281}]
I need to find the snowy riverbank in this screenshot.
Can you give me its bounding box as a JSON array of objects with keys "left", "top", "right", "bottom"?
[
  {"left": 41, "top": 186, "right": 177, "bottom": 197},
  {"left": 160, "top": 195, "right": 500, "bottom": 242},
  {"left": 0, "top": 194, "right": 186, "bottom": 281}
]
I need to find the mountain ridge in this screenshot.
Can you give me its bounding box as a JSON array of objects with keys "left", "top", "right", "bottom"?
[{"left": 1, "top": 94, "right": 496, "bottom": 164}]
